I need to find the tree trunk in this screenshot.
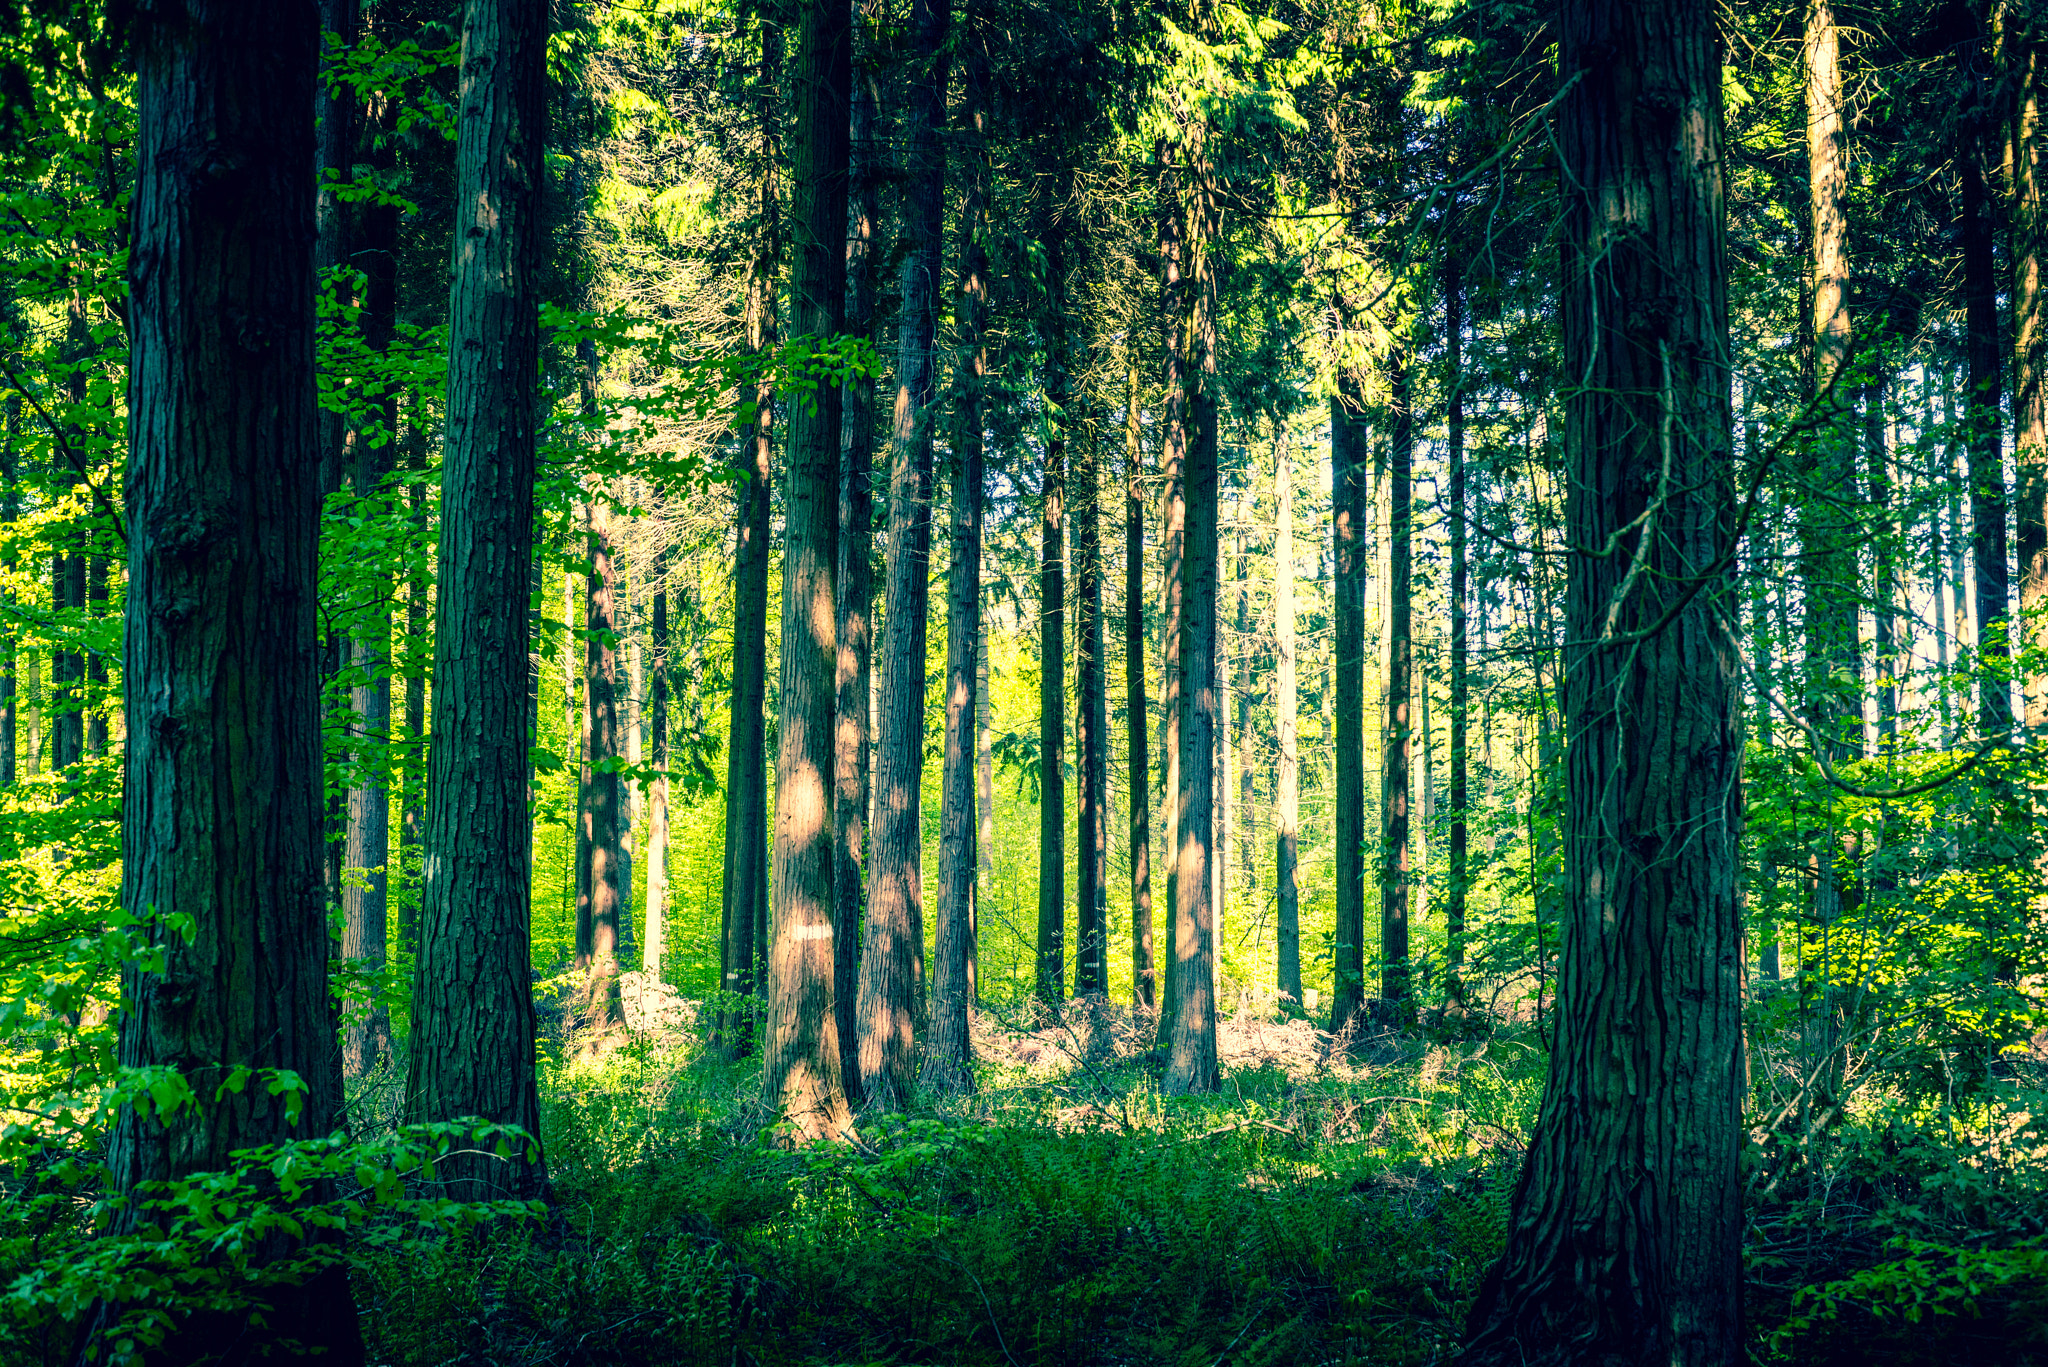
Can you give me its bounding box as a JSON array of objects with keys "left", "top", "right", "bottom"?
[
  {"left": 645, "top": 545, "right": 670, "bottom": 980},
  {"left": 1036, "top": 231, "right": 1069, "bottom": 1013},
  {"left": 1446, "top": 264, "right": 1468, "bottom": 995},
  {"left": 1154, "top": 146, "right": 1187, "bottom": 1045},
  {"left": 721, "top": 22, "right": 779, "bottom": 1045},
  {"left": 2015, "top": 3, "right": 2048, "bottom": 741},
  {"left": 1460, "top": 0, "right": 1742, "bottom": 1357},
  {"left": 1330, "top": 372, "right": 1369, "bottom": 1034},
  {"left": 106, "top": 3, "right": 366, "bottom": 1356},
  {"left": 1274, "top": 431, "right": 1301, "bottom": 1007},
  {"left": 835, "top": 6, "right": 882, "bottom": 1084},
  {"left": 1076, "top": 391, "right": 1110, "bottom": 1000},
  {"left": 579, "top": 501, "right": 626, "bottom": 1033},
  {"left": 1961, "top": 21, "right": 2013, "bottom": 743},
  {"left": 762, "top": 0, "right": 853, "bottom": 1142},
  {"left": 1164, "top": 163, "right": 1220, "bottom": 1095},
  {"left": 1382, "top": 348, "right": 1413, "bottom": 1017},
  {"left": 1865, "top": 381, "right": 1896, "bottom": 749},
  {"left": 399, "top": 426, "right": 427, "bottom": 950},
  {"left": 0, "top": 405, "right": 15, "bottom": 789},
  {"left": 857, "top": 0, "right": 945, "bottom": 1105},
  {"left": 1126, "top": 360, "right": 1156, "bottom": 1010},
  {"left": 925, "top": 16, "right": 987, "bottom": 1092}
]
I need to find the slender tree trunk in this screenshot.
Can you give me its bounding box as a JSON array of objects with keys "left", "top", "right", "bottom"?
[
  {"left": 1961, "top": 21, "right": 2013, "bottom": 743},
  {"left": 104, "top": 3, "right": 366, "bottom": 1354},
  {"left": 1164, "top": 160, "right": 1220, "bottom": 1094},
  {"left": 1461, "top": 0, "right": 1742, "bottom": 1356},
  {"left": 1154, "top": 145, "right": 1187, "bottom": 1045},
  {"left": 2015, "top": 4, "right": 2048, "bottom": 740},
  {"left": 1382, "top": 348, "right": 1413, "bottom": 1016},
  {"left": 645, "top": 546, "right": 670, "bottom": 980},
  {"left": 762, "top": 0, "right": 853, "bottom": 1143},
  {"left": 975, "top": 614, "right": 991, "bottom": 1004},
  {"left": 1274, "top": 431, "right": 1301, "bottom": 1007},
  {"left": 1076, "top": 405, "right": 1110, "bottom": 1000},
  {"left": 0, "top": 404, "right": 15, "bottom": 789},
  {"left": 578, "top": 502, "right": 626, "bottom": 1033},
  {"left": 857, "top": 0, "right": 946, "bottom": 1105},
  {"left": 834, "top": 6, "right": 881, "bottom": 1084},
  {"left": 1866, "top": 381, "right": 1897, "bottom": 749},
  {"left": 721, "top": 25, "right": 779, "bottom": 1045},
  {"left": 1446, "top": 264, "right": 1469, "bottom": 995},
  {"left": 399, "top": 425, "right": 427, "bottom": 949},
  {"left": 925, "top": 17, "right": 987, "bottom": 1092},
  {"left": 1330, "top": 371, "right": 1369, "bottom": 1034},
  {"left": 1126, "top": 360, "right": 1156, "bottom": 1009},
  {"left": 1036, "top": 234, "right": 1069, "bottom": 1012},
  {"left": 85, "top": 550, "right": 107, "bottom": 755}
]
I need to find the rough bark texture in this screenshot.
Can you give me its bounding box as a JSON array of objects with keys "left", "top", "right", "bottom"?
[
  {"left": 857, "top": 0, "right": 944, "bottom": 1105},
  {"left": 1076, "top": 394, "right": 1110, "bottom": 999},
  {"left": 1036, "top": 232, "right": 1069, "bottom": 1011},
  {"left": 1154, "top": 149, "right": 1186, "bottom": 1044},
  {"left": 1330, "top": 374, "right": 1369, "bottom": 1035},
  {"left": 107, "top": 1, "right": 365, "bottom": 1356},
  {"left": 761, "top": 0, "right": 853, "bottom": 1142},
  {"left": 1274, "top": 434, "right": 1301, "bottom": 1006},
  {"left": 2016, "top": 3, "right": 2048, "bottom": 739},
  {"left": 1382, "top": 350, "right": 1413, "bottom": 1015},
  {"left": 833, "top": 12, "right": 881, "bottom": 1088},
  {"left": 1460, "top": 0, "right": 1742, "bottom": 1358},
  {"left": 1961, "top": 15, "right": 2013, "bottom": 742},
  {"left": 645, "top": 547, "right": 670, "bottom": 979},
  {"left": 1164, "top": 172, "right": 1220, "bottom": 1095},
  {"left": 925, "top": 20, "right": 987, "bottom": 1092},
  {"left": 407, "top": 0, "right": 549, "bottom": 1204},
  {"left": 579, "top": 502, "right": 626, "bottom": 1032},
  {"left": 1126, "top": 361, "right": 1156, "bottom": 1009},
  {"left": 1446, "top": 265, "right": 1468, "bottom": 988}
]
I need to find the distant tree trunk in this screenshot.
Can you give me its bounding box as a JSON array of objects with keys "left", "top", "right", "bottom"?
[
  {"left": 1866, "top": 381, "right": 1897, "bottom": 749},
  {"left": 1076, "top": 401, "right": 1110, "bottom": 999},
  {"left": 721, "top": 22, "right": 779, "bottom": 1044},
  {"left": 1330, "top": 371, "right": 1369, "bottom": 1034},
  {"left": 975, "top": 615, "right": 992, "bottom": 1003},
  {"left": 835, "top": 6, "right": 882, "bottom": 1083},
  {"left": 762, "top": 0, "right": 853, "bottom": 1143},
  {"left": 645, "top": 546, "right": 670, "bottom": 980},
  {"left": 925, "top": 17, "right": 987, "bottom": 1092},
  {"left": 1154, "top": 145, "right": 1187, "bottom": 1045},
  {"left": 315, "top": 0, "right": 357, "bottom": 913},
  {"left": 1446, "top": 264, "right": 1469, "bottom": 996},
  {"left": 50, "top": 548, "right": 79, "bottom": 771},
  {"left": 85, "top": 550, "right": 107, "bottom": 755},
  {"left": 1036, "top": 232, "right": 1069, "bottom": 1012},
  {"left": 1961, "top": 18, "right": 2013, "bottom": 742},
  {"left": 1215, "top": 529, "right": 1235, "bottom": 1002},
  {"left": 104, "top": 2, "right": 366, "bottom": 1355},
  {"left": 1126, "top": 360, "right": 1156, "bottom": 1009},
  {"left": 1382, "top": 348, "right": 1413, "bottom": 1016},
  {"left": 2013, "top": 3, "right": 2048, "bottom": 741},
  {"left": 409, "top": 0, "right": 549, "bottom": 1205},
  {"left": 857, "top": 0, "right": 945, "bottom": 1106},
  {"left": 399, "top": 425, "right": 427, "bottom": 949},
  {"left": 1460, "top": 0, "right": 1742, "bottom": 1356},
  {"left": 1274, "top": 431, "right": 1301, "bottom": 1007},
  {"left": 578, "top": 501, "right": 626, "bottom": 1032},
  {"left": 0, "top": 405, "right": 15, "bottom": 789},
  {"left": 1164, "top": 161, "right": 1220, "bottom": 1095}
]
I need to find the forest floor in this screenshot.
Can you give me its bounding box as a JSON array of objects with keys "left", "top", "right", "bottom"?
[{"left": 335, "top": 985, "right": 2048, "bottom": 1367}]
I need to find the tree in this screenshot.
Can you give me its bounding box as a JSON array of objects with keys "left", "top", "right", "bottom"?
[
  {"left": 858, "top": 0, "right": 947, "bottom": 1103},
  {"left": 1125, "top": 358, "right": 1156, "bottom": 1009},
  {"left": 407, "top": 0, "right": 550, "bottom": 1204},
  {"left": 2014, "top": 1, "right": 2048, "bottom": 739},
  {"left": 1444, "top": 263, "right": 1468, "bottom": 996},
  {"left": 577, "top": 500, "right": 626, "bottom": 1033},
  {"left": 1460, "top": 0, "right": 1742, "bottom": 1356},
  {"left": 102, "top": 0, "right": 365, "bottom": 1356},
  {"left": 1036, "top": 224, "right": 1069, "bottom": 1013},
  {"left": 761, "top": 0, "right": 854, "bottom": 1142},
  {"left": 1381, "top": 345, "right": 1413, "bottom": 1015},
  {"left": 1329, "top": 369, "right": 1368, "bottom": 1034},
  {"left": 1075, "top": 387, "right": 1110, "bottom": 999},
  {"left": 644, "top": 544, "right": 671, "bottom": 979},
  {"left": 1273, "top": 429, "right": 1301, "bottom": 1008}
]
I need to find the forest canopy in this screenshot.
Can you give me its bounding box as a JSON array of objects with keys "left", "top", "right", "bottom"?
[{"left": 0, "top": 0, "right": 2045, "bottom": 1362}]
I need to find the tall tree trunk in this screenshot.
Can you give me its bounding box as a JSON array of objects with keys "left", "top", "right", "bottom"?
[
  {"left": 1164, "top": 160, "right": 1220, "bottom": 1095},
  {"left": 1382, "top": 348, "right": 1413, "bottom": 1016},
  {"left": 315, "top": 0, "right": 357, "bottom": 914},
  {"left": 762, "top": 0, "right": 853, "bottom": 1142},
  {"left": 857, "top": 0, "right": 946, "bottom": 1106},
  {"left": 1215, "top": 528, "right": 1234, "bottom": 1003},
  {"left": 399, "top": 423, "right": 427, "bottom": 949},
  {"left": 1961, "top": 19, "right": 2013, "bottom": 743},
  {"left": 645, "top": 545, "right": 670, "bottom": 980},
  {"left": 105, "top": 3, "right": 366, "bottom": 1355},
  {"left": 409, "top": 0, "right": 549, "bottom": 1204},
  {"left": 1274, "top": 431, "right": 1301, "bottom": 1007},
  {"left": 85, "top": 551, "right": 107, "bottom": 755},
  {"left": 1154, "top": 145, "right": 1187, "bottom": 1045},
  {"left": 1076, "top": 392, "right": 1109, "bottom": 999},
  {"left": 925, "top": 16, "right": 987, "bottom": 1091},
  {"left": 579, "top": 501, "right": 626, "bottom": 1033},
  {"left": 2015, "top": 3, "right": 2048, "bottom": 741},
  {"left": 1036, "top": 231, "right": 1069, "bottom": 1012},
  {"left": 722, "top": 23, "right": 780, "bottom": 1045},
  {"left": 1330, "top": 370, "right": 1369, "bottom": 1034},
  {"left": 1460, "top": 0, "right": 1741, "bottom": 1356},
  {"left": 1446, "top": 263, "right": 1469, "bottom": 996},
  {"left": 975, "top": 615, "right": 992, "bottom": 1003},
  {"left": 834, "top": 7, "right": 882, "bottom": 1084},
  {"left": 1126, "top": 360, "right": 1156, "bottom": 1009},
  {"left": 0, "top": 402, "right": 15, "bottom": 789},
  {"left": 1866, "top": 381, "right": 1897, "bottom": 749}
]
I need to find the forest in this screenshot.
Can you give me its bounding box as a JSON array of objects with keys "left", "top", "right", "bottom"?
[{"left": 0, "top": 0, "right": 2045, "bottom": 1361}]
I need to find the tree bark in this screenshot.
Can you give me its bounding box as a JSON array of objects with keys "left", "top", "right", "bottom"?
[
  {"left": 762, "top": 0, "right": 853, "bottom": 1142},
  {"left": 1961, "top": 16, "right": 2013, "bottom": 742},
  {"left": 1460, "top": 0, "right": 1742, "bottom": 1357},
  {"left": 1154, "top": 146, "right": 1187, "bottom": 1044},
  {"left": 857, "top": 0, "right": 945, "bottom": 1105},
  {"left": 1446, "top": 263, "right": 1468, "bottom": 994},
  {"left": 579, "top": 500, "right": 626, "bottom": 1032},
  {"left": 1164, "top": 163, "right": 1220, "bottom": 1094},
  {"left": 1126, "top": 360, "right": 1156, "bottom": 1009},
  {"left": 925, "top": 16, "right": 987, "bottom": 1091},
  {"left": 2013, "top": 3, "right": 2048, "bottom": 740},
  {"left": 1036, "top": 230, "right": 1069, "bottom": 1013},
  {"left": 645, "top": 546, "right": 670, "bottom": 980},
  {"left": 106, "top": 1, "right": 366, "bottom": 1355},
  {"left": 1382, "top": 348, "right": 1413, "bottom": 1016},
  {"left": 1076, "top": 383, "right": 1110, "bottom": 1000},
  {"left": 1330, "top": 372, "right": 1369, "bottom": 1034},
  {"left": 1275, "top": 431, "right": 1301, "bottom": 1007}
]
